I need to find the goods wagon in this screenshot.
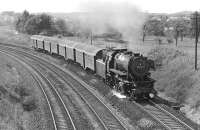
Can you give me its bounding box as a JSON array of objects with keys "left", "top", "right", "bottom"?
[
  {"left": 74, "top": 43, "right": 85, "bottom": 68},
  {"left": 43, "top": 37, "right": 51, "bottom": 52},
  {"left": 74, "top": 43, "right": 103, "bottom": 71},
  {"left": 65, "top": 41, "right": 79, "bottom": 61},
  {"left": 58, "top": 40, "right": 67, "bottom": 58},
  {"left": 50, "top": 38, "right": 59, "bottom": 54},
  {"left": 31, "top": 35, "right": 38, "bottom": 48},
  {"left": 31, "top": 35, "right": 45, "bottom": 49}
]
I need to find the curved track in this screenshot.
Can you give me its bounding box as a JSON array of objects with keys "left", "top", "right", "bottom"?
[
  {"left": 0, "top": 49, "right": 77, "bottom": 130},
  {"left": 0, "top": 51, "right": 58, "bottom": 130},
  {"left": 32, "top": 63, "right": 77, "bottom": 130},
  {"left": 0, "top": 45, "right": 128, "bottom": 130},
  {"left": 133, "top": 98, "right": 196, "bottom": 130},
  {"left": 149, "top": 99, "right": 197, "bottom": 130},
  {"left": 0, "top": 50, "right": 77, "bottom": 130}
]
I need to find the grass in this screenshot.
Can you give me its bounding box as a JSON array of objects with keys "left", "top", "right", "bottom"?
[{"left": 0, "top": 25, "right": 31, "bottom": 47}]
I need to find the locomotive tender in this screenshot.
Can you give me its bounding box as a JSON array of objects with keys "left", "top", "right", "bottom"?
[{"left": 31, "top": 35, "right": 157, "bottom": 100}]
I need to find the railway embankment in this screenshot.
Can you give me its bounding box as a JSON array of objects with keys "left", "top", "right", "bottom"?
[
  {"left": 0, "top": 53, "right": 51, "bottom": 130},
  {"left": 148, "top": 46, "right": 200, "bottom": 125}
]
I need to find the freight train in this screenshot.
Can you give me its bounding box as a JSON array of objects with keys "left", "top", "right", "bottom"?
[{"left": 31, "top": 35, "right": 157, "bottom": 100}]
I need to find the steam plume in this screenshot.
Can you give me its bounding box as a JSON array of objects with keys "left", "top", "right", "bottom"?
[{"left": 79, "top": 1, "right": 146, "bottom": 50}]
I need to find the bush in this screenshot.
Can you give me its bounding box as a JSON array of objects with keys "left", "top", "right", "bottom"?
[
  {"left": 14, "top": 86, "right": 31, "bottom": 98},
  {"left": 148, "top": 47, "right": 185, "bottom": 67},
  {"left": 14, "top": 86, "right": 37, "bottom": 111},
  {"left": 22, "top": 96, "right": 37, "bottom": 111},
  {"left": 148, "top": 47, "right": 195, "bottom": 104}
]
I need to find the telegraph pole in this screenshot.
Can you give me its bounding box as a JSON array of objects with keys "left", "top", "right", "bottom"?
[
  {"left": 191, "top": 11, "right": 200, "bottom": 70},
  {"left": 195, "top": 12, "right": 198, "bottom": 70},
  {"left": 194, "top": 11, "right": 200, "bottom": 70},
  {"left": 175, "top": 25, "right": 179, "bottom": 47},
  {"left": 90, "top": 31, "right": 93, "bottom": 45}
]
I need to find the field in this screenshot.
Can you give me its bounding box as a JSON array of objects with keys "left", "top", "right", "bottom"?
[{"left": 0, "top": 25, "right": 200, "bottom": 125}]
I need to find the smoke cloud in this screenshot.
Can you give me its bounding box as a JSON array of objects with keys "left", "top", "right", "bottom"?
[{"left": 79, "top": 1, "right": 146, "bottom": 49}]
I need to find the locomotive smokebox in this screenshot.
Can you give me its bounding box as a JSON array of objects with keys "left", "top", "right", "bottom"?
[
  {"left": 114, "top": 52, "right": 150, "bottom": 77},
  {"left": 129, "top": 56, "right": 150, "bottom": 77}
]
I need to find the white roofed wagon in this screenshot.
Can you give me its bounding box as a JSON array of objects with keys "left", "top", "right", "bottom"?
[
  {"left": 31, "top": 35, "right": 45, "bottom": 49},
  {"left": 58, "top": 40, "right": 67, "bottom": 58},
  {"left": 74, "top": 43, "right": 103, "bottom": 71},
  {"left": 65, "top": 41, "right": 79, "bottom": 61}
]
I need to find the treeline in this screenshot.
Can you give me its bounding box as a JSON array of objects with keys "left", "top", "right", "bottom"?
[
  {"left": 15, "top": 11, "right": 124, "bottom": 39},
  {"left": 143, "top": 15, "right": 193, "bottom": 41},
  {"left": 15, "top": 10, "right": 73, "bottom": 36},
  {"left": 16, "top": 10, "right": 196, "bottom": 43}
]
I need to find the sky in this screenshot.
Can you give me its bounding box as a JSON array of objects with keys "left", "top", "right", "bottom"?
[{"left": 1, "top": 0, "right": 200, "bottom": 14}]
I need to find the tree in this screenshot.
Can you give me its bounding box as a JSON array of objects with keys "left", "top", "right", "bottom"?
[
  {"left": 145, "top": 19, "right": 165, "bottom": 36},
  {"left": 38, "top": 14, "right": 53, "bottom": 32},
  {"left": 15, "top": 10, "right": 31, "bottom": 33},
  {"left": 54, "top": 19, "right": 70, "bottom": 36},
  {"left": 23, "top": 14, "right": 55, "bottom": 35},
  {"left": 24, "top": 15, "right": 40, "bottom": 34}
]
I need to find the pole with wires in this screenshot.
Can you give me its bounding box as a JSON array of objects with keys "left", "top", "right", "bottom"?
[{"left": 191, "top": 11, "right": 200, "bottom": 70}]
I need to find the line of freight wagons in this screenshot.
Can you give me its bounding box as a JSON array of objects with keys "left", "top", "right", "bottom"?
[{"left": 31, "top": 35, "right": 106, "bottom": 78}]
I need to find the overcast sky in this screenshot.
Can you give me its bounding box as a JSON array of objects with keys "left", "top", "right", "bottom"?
[{"left": 1, "top": 0, "right": 200, "bottom": 13}]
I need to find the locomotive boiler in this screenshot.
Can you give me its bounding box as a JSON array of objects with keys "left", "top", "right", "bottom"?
[
  {"left": 115, "top": 52, "right": 150, "bottom": 77},
  {"left": 104, "top": 48, "right": 157, "bottom": 100}
]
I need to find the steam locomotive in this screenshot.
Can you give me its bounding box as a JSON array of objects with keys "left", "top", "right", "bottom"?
[
  {"left": 102, "top": 48, "right": 156, "bottom": 100},
  {"left": 31, "top": 35, "right": 157, "bottom": 100}
]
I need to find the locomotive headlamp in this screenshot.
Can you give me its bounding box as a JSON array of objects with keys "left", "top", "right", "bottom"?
[{"left": 149, "top": 93, "right": 155, "bottom": 98}]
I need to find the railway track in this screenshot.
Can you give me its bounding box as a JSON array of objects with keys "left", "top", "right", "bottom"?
[
  {"left": 0, "top": 50, "right": 77, "bottom": 130},
  {"left": 31, "top": 59, "right": 106, "bottom": 130},
  {"left": 149, "top": 100, "right": 197, "bottom": 130},
  {"left": 133, "top": 98, "right": 196, "bottom": 130},
  {"left": 0, "top": 51, "right": 58, "bottom": 130},
  {"left": 0, "top": 45, "right": 128, "bottom": 130},
  {"left": 2, "top": 44, "right": 198, "bottom": 130},
  {"left": 32, "top": 64, "right": 77, "bottom": 130}
]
